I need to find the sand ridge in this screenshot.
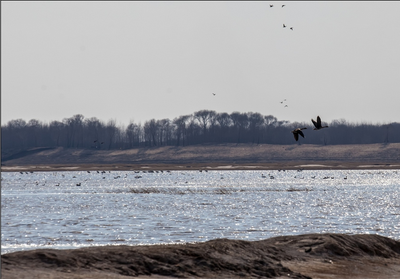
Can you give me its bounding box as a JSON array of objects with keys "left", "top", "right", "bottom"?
[
  {"left": 2, "top": 143, "right": 400, "bottom": 172},
  {"left": 2, "top": 233, "right": 400, "bottom": 279}
]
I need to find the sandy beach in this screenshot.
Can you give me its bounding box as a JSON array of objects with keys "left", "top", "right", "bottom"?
[
  {"left": 2, "top": 143, "right": 400, "bottom": 172},
  {"left": 2, "top": 233, "right": 400, "bottom": 279}
]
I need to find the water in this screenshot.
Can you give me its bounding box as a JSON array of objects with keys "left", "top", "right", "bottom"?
[{"left": 1, "top": 169, "right": 400, "bottom": 254}]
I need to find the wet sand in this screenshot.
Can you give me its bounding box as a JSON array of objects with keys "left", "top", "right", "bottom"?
[{"left": 2, "top": 233, "right": 400, "bottom": 279}]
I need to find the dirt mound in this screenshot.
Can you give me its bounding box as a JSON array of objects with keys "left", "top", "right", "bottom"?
[
  {"left": 2, "top": 233, "right": 400, "bottom": 279},
  {"left": 265, "top": 233, "right": 400, "bottom": 258}
]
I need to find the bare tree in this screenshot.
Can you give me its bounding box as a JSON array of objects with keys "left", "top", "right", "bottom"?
[
  {"left": 49, "top": 120, "right": 64, "bottom": 146},
  {"left": 173, "top": 115, "right": 190, "bottom": 146},
  {"left": 84, "top": 117, "right": 103, "bottom": 148},
  {"left": 248, "top": 112, "right": 264, "bottom": 144},
  {"left": 230, "top": 112, "right": 249, "bottom": 143},
  {"left": 63, "top": 114, "right": 84, "bottom": 148},
  {"left": 105, "top": 119, "right": 117, "bottom": 149},
  {"left": 194, "top": 110, "right": 216, "bottom": 143},
  {"left": 157, "top": 119, "right": 172, "bottom": 146},
  {"left": 126, "top": 122, "right": 140, "bottom": 148},
  {"left": 3, "top": 119, "right": 27, "bottom": 149}
]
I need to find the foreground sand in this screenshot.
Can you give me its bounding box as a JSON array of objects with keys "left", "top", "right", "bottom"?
[{"left": 2, "top": 233, "right": 400, "bottom": 279}]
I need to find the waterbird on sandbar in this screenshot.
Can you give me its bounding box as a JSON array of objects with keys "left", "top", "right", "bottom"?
[
  {"left": 291, "top": 127, "right": 307, "bottom": 141},
  {"left": 311, "top": 116, "right": 329, "bottom": 130}
]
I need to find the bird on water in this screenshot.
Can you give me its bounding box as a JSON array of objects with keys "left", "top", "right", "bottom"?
[
  {"left": 311, "top": 116, "right": 329, "bottom": 130},
  {"left": 291, "top": 127, "right": 307, "bottom": 141}
]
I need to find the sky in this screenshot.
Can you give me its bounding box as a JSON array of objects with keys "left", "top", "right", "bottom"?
[{"left": 2, "top": 1, "right": 400, "bottom": 127}]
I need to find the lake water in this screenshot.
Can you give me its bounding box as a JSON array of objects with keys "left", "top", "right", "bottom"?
[{"left": 1, "top": 169, "right": 400, "bottom": 255}]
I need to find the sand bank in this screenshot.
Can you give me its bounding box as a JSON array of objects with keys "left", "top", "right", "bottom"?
[
  {"left": 2, "top": 233, "right": 400, "bottom": 279},
  {"left": 2, "top": 143, "right": 400, "bottom": 171}
]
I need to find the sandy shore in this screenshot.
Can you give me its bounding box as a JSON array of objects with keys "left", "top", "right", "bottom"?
[
  {"left": 2, "top": 233, "right": 400, "bottom": 279},
  {"left": 2, "top": 143, "right": 400, "bottom": 171},
  {"left": 2, "top": 162, "right": 400, "bottom": 172}
]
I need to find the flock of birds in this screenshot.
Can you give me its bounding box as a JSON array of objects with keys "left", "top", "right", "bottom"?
[
  {"left": 270, "top": 4, "right": 294, "bottom": 30},
  {"left": 213, "top": 91, "right": 328, "bottom": 142},
  {"left": 291, "top": 116, "right": 329, "bottom": 142},
  {"left": 18, "top": 169, "right": 350, "bottom": 188}
]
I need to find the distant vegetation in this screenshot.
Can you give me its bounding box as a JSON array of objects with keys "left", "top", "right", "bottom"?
[{"left": 1, "top": 110, "right": 400, "bottom": 153}]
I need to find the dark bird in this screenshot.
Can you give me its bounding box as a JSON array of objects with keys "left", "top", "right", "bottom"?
[
  {"left": 94, "top": 140, "right": 97, "bottom": 143},
  {"left": 284, "top": 105, "right": 288, "bottom": 107},
  {"left": 291, "top": 127, "right": 307, "bottom": 141},
  {"left": 290, "top": 27, "right": 293, "bottom": 30},
  {"left": 212, "top": 93, "right": 216, "bottom": 96},
  {"left": 311, "top": 116, "right": 329, "bottom": 130},
  {"left": 101, "top": 142, "right": 104, "bottom": 144},
  {"left": 282, "top": 5, "right": 285, "bottom": 7},
  {"left": 270, "top": 4, "right": 273, "bottom": 7},
  {"left": 283, "top": 24, "right": 286, "bottom": 28}
]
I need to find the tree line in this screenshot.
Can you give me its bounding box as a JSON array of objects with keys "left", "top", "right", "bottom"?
[{"left": 2, "top": 110, "right": 400, "bottom": 152}]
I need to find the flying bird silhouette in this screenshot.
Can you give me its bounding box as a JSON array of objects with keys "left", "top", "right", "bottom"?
[
  {"left": 291, "top": 128, "right": 307, "bottom": 141},
  {"left": 270, "top": 4, "right": 273, "bottom": 7},
  {"left": 290, "top": 27, "right": 293, "bottom": 30},
  {"left": 283, "top": 24, "right": 286, "bottom": 28},
  {"left": 212, "top": 93, "right": 216, "bottom": 96},
  {"left": 282, "top": 5, "right": 285, "bottom": 7},
  {"left": 311, "top": 116, "right": 329, "bottom": 130}
]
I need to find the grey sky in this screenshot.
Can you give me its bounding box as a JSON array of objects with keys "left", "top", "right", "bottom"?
[{"left": 2, "top": 1, "right": 400, "bottom": 127}]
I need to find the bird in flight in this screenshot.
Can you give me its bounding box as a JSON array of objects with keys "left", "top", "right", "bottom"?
[
  {"left": 291, "top": 128, "right": 307, "bottom": 141},
  {"left": 311, "top": 116, "right": 329, "bottom": 130},
  {"left": 282, "top": 5, "right": 285, "bottom": 7},
  {"left": 270, "top": 4, "right": 273, "bottom": 7},
  {"left": 290, "top": 27, "right": 293, "bottom": 30},
  {"left": 283, "top": 24, "right": 286, "bottom": 28},
  {"left": 212, "top": 93, "right": 216, "bottom": 96}
]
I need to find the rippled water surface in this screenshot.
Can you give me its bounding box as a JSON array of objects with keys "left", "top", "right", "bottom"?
[{"left": 2, "top": 169, "right": 400, "bottom": 254}]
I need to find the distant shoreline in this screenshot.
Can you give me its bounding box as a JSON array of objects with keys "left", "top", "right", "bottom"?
[
  {"left": 2, "top": 162, "right": 400, "bottom": 172},
  {"left": 2, "top": 143, "right": 400, "bottom": 172}
]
